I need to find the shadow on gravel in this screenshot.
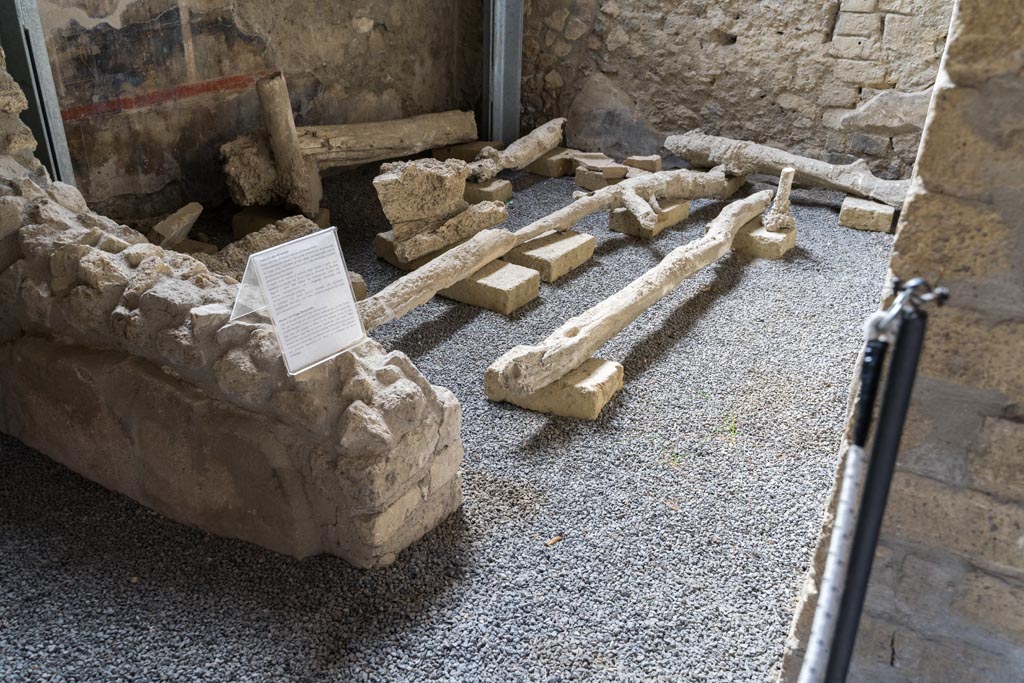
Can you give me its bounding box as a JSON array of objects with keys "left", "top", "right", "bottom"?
[
  {"left": 618, "top": 254, "right": 746, "bottom": 386},
  {"left": 390, "top": 301, "right": 483, "bottom": 359},
  {"left": 0, "top": 435, "right": 473, "bottom": 667}
]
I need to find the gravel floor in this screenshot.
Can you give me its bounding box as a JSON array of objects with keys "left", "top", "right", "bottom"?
[{"left": 0, "top": 168, "right": 893, "bottom": 682}]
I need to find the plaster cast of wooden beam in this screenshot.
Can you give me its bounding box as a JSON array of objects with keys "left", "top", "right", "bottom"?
[
  {"left": 467, "top": 117, "right": 566, "bottom": 182},
  {"left": 484, "top": 191, "right": 774, "bottom": 398},
  {"left": 665, "top": 131, "right": 908, "bottom": 208}
]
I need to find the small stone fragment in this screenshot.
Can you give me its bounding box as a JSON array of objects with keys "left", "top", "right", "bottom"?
[{"left": 152, "top": 202, "right": 202, "bottom": 247}]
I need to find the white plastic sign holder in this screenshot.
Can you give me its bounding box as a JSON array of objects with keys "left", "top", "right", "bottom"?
[{"left": 230, "top": 227, "right": 365, "bottom": 375}]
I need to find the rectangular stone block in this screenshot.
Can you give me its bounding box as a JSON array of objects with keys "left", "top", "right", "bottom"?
[
  {"left": 625, "top": 155, "right": 662, "bottom": 172},
  {"left": 833, "top": 58, "right": 891, "bottom": 87},
  {"left": 464, "top": 178, "right": 513, "bottom": 204},
  {"left": 968, "top": 417, "right": 1024, "bottom": 502},
  {"left": 485, "top": 357, "right": 623, "bottom": 420},
  {"left": 505, "top": 229, "right": 596, "bottom": 282},
  {"left": 432, "top": 140, "right": 504, "bottom": 163},
  {"left": 840, "top": 196, "right": 896, "bottom": 232},
  {"left": 841, "top": 0, "right": 877, "bottom": 11},
  {"left": 609, "top": 200, "right": 690, "bottom": 239},
  {"left": 883, "top": 471, "right": 1024, "bottom": 578},
  {"left": 732, "top": 217, "right": 797, "bottom": 259},
  {"left": 524, "top": 147, "right": 577, "bottom": 177},
  {"left": 576, "top": 167, "right": 620, "bottom": 191},
  {"left": 575, "top": 152, "right": 628, "bottom": 179},
  {"left": 439, "top": 259, "right": 540, "bottom": 315},
  {"left": 952, "top": 570, "right": 1024, "bottom": 643},
  {"left": 830, "top": 35, "right": 881, "bottom": 61},
  {"left": 835, "top": 11, "right": 882, "bottom": 37}
]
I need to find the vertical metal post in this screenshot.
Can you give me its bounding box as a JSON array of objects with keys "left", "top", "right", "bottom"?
[
  {"left": 483, "top": 0, "right": 523, "bottom": 144},
  {"left": 0, "top": 0, "right": 75, "bottom": 184}
]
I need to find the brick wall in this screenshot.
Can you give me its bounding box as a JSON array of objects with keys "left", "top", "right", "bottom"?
[
  {"left": 780, "top": 1, "right": 1024, "bottom": 680},
  {"left": 522, "top": 0, "right": 952, "bottom": 179}
]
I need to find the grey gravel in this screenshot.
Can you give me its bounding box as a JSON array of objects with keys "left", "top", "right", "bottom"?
[{"left": 0, "top": 166, "right": 894, "bottom": 682}]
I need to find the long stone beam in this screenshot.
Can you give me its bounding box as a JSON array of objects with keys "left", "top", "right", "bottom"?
[
  {"left": 484, "top": 190, "right": 774, "bottom": 398},
  {"left": 357, "top": 169, "right": 743, "bottom": 332},
  {"left": 665, "top": 130, "right": 909, "bottom": 208}
]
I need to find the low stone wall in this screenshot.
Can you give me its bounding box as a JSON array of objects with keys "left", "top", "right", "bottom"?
[
  {"left": 522, "top": 0, "right": 952, "bottom": 179},
  {"left": 0, "top": 48, "right": 463, "bottom": 568}
]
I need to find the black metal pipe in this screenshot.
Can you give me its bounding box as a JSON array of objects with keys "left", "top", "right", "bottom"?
[
  {"left": 825, "top": 309, "right": 928, "bottom": 681},
  {"left": 852, "top": 340, "right": 888, "bottom": 448}
]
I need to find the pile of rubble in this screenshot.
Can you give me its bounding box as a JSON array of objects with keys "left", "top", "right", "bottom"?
[{"left": 0, "top": 51, "right": 461, "bottom": 568}]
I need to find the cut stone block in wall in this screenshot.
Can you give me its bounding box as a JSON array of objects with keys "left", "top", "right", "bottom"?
[
  {"left": 504, "top": 230, "right": 596, "bottom": 283},
  {"left": 439, "top": 260, "right": 540, "bottom": 315},
  {"left": 839, "top": 196, "right": 896, "bottom": 232},
  {"left": 484, "top": 357, "right": 623, "bottom": 420},
  {"left": 465, "top": 178, "right": 513, "bottom": 204},
  {"left": 609, "top": 200, "right": 690, "bottom": 239},
  {"left": 731, "top": 218, "right": 797, "bottom": 260}
]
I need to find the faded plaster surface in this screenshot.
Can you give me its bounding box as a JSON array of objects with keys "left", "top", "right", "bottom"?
[
  {"left": 523, "top": 0, "right": 953, "bottom": 180},
  {"left": 39, "top": 0, "right": 483, "bottom": 219}
]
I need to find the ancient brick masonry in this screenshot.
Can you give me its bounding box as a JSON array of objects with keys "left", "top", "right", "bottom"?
[{"left": 0, "top": 49, "right": 463, "bottom": 569}]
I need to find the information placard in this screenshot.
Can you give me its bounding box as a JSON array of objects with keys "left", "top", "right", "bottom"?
[{"left": 230, "top": 227, "right": 365, "bottom": 375}]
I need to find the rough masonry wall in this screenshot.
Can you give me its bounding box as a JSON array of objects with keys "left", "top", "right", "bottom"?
[
  {"left": 522, "top": 0, "right": 952, "bottom": 180},
  {"left": 38, "top": 0, "right": 483, "bottom": 220},
  {"left": 780, "top": 1, "right": 1024, "bottom": 680}
]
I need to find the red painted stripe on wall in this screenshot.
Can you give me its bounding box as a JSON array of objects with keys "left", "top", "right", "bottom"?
[{"left": 60, "top": 69, "right": 277, "bottom": 122}]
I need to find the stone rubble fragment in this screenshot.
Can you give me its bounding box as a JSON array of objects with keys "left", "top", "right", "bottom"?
[
  {"left": 762, "top": 167, "right": 797, "bottom": 232},
  {"left": 393, "top": 201, "right": 508, "bottom": 263},
  {"left": 151, "top": 202, "right": 203, "bottom": 247},
  {"left": 838, "top": 195, "right": 896, "bottom": 232}
]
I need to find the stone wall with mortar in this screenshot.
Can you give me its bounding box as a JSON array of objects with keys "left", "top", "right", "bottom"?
[
  {"left": 37, "top": 0, "right": 483, "bottom": 220},
  {"left": 778, "top": 1, "right": 1024, "bottom": 680},
  {"left": 522, "top": 0, "right": 952, "bottom": 180}
]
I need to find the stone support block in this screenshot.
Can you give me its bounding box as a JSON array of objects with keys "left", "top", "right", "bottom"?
[
  {"left": 484, "top": 357, "right": 623, "bottom": 420},
  {"left": 839, "top": 196, "right": 896, "bottom": 232},
  {"left": 505, "top": 230, "right": 596, "bottom": 282},
  {"left": 576, "top": 167, "right": 621, "bottom": 192},
  {"left": 609, "top": 200, "right": 690, "bottom": 239},
  {"left": 465, "top": 178, "right": 513, "bottom": 204},
  {"left": 731, "top": 217, "right": 797, "bottom": 259},
  {"left": 625, "top": 155, "right": 662, "bottom": 172},
  {"left": 439, "top": 259, "right": 540, "bottom": 315}
]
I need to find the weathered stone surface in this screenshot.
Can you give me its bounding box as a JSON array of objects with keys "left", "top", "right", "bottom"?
[
  {"left": 489, "top": 192, "right": 772, "bottom": 397},
  {"left": 174, "top": 238, "right": 218, "bottom": 256},
  {"left": 839, "top": 196, "right": 895, "bottom": 232},
  {"left": 151, "top": 202, "right": 203, "bottom": 247},
  {"left": 393, "top": 201, "right": 508, "bottom": 262},
  {"left": 732, "top": 217, "right": 797, "bottom": 260},
  {"left": 433, "top": 140, "right": 504, "bottom": 163},
  {"left": 505, "top": 230, "right": 596, "bottom": 283},
  {"left": 609, "top": 199, "right": 690, "bottom": 239},
  {"left": 374, "top": 229, "right": 462, "bottom": 271},
  {"left": 762, "top": 167, "right": 797, "bottom": 232},
  {"left": 439, "top": 259, "right": 540, "bottom": 315},
  {"left": 464, "top": 178, "right": 513, "bottom": 204},
  {"left": 194, "top": 216, "right": 321, "bottom": 281},
  {"left": 842, "top": 88, "right": 933, "bottom": 136},
  {"left": 625, "top": 155, "right": 662, "bottom": 172},
  {"left": 524, "top": 147, "right": 578, "bottom": 177},
  {"left": 576, "top": 152, "right": 629, "bottom": 179},
  {"left": 575, "top": 167, "right": 615, "bottom": 192},
  {"left": 231, "top": 205, "right": 330, "bottom": 239},
  {"left": 522, "top": 1, "right": 951, "bottom": 181},
  {"left": 485, "top": 357, "right": 623, "bottom": 420},
  {"left": 373, "top": 158, "right": 470, "bottom": 239},
  {"left": 467, "top": 118, "right": 567, "bottom": 182}
]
